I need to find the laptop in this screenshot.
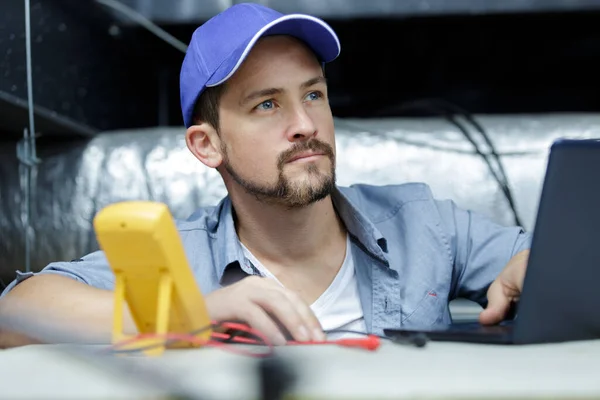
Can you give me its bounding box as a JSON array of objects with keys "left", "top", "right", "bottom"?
[{"left": 384, "top": 138, "right": 600, "bottom": 345}]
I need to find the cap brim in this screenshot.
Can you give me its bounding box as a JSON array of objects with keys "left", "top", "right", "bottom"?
[{"left": 206, "top": 14, "right": 341, "bottom": 87}]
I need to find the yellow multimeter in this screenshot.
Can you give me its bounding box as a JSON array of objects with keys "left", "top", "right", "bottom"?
[{"left": 93, "top": 201, "right": 212, "bottom": 355}]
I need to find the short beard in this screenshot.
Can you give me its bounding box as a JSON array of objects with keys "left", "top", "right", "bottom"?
[{"left": 222, "top": 139, "right": 336, "bottom": 208}]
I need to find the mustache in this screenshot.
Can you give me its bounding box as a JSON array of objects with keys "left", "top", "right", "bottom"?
[{"left": 277, "top": 139, "right": 335, "bottom": 169}]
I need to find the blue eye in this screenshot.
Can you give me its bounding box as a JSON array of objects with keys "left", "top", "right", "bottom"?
[
  {"left": 305, "top": 91, "right": 322, "bottom": 101},
  {"left": 256, "top": 100, "right": 274, "bottom": 110}
]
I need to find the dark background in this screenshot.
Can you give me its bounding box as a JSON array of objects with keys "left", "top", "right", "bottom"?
[{"left": 2, "top": 1, "right": 600, "bottom": 139}]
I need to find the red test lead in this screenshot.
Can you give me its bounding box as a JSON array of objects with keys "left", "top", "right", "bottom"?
[{"left": 286, "top": 334, "right": 381, "bottom": 351}]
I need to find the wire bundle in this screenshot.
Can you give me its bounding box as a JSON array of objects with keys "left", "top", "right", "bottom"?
[{"left": 377, "top": 98, "right": 523, "bottom": 227}]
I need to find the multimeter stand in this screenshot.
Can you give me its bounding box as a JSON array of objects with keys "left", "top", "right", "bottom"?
[{"left": 93, "top": 201, "right": 213, "bottom": 356}]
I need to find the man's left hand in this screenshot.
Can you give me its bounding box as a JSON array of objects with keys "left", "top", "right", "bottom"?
[{"left": 479, "top": 249, "right": 530, "bottom": 325}]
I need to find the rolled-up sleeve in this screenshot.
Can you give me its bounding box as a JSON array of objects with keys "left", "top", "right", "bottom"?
[
  {"left": 1, "top": 250, "right": 115, "bottom": 297},
  {"left": 435, "top": 199, "right": 533, "bottom": 307}
]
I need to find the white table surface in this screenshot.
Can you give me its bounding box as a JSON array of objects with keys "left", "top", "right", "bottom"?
[{"left": 1, "top": 339, "right": 600, "bottom": 399}]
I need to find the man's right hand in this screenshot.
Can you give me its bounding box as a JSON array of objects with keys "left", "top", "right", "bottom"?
[{"left": 205, "top": 276, "right": 325, "bottom": 345}]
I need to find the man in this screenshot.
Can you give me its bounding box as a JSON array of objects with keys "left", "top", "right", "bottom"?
[{"left": 0, "top": 3, "right": 530, "bottom": 347}]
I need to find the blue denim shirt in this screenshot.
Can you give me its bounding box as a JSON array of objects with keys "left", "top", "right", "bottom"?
[{"left": 1, "top": 182, "right": 532, "bottom": 335}]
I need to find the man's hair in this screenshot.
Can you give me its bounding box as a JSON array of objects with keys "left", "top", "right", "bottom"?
[{"left": 191, "top": 84, "right": 227, "bottom": 131}]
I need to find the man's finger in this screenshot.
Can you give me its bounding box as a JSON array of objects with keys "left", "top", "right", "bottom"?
[
  {"left": 253, "top": 290, "right": 310, "bottom": 343},
  {"left": 243, "top": 304, "right": 287, "bottom": 346},
  {"left": 283, "top": 290, "right": 325, "bottom": 341},
  {"left": 511, "top": 254, "right": 528, "bottom": 293},
  {"left": 479, "top": 282, "right": 510, "bottom": 325}
]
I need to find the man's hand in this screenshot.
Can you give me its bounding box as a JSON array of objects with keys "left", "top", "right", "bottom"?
[
  {"left": 479, "top": 249, "right": 530, "bottom": 325},
  {"left": 205, "top": 276, "right": 325, "bottom": 345}
]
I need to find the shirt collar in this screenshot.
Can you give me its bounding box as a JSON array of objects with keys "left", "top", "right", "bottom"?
[
  {"left": 331, "top": 187, "right": 389, "bottom": 261},
  {"left": 211, "top": 196, "right": 248, "bottom": 283},
  {"left": 211, "top": 186, "right": 389, "bottom": 284}
]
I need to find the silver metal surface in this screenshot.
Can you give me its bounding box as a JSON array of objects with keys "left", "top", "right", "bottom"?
[{"left": 2, "top": 114, "right": 600, "bottom": 279}]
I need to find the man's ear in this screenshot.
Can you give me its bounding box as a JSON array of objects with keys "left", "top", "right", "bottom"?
[{"left": 185, "top": 122, "right": 223, "bottom": 168}]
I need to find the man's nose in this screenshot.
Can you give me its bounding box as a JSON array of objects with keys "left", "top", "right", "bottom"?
[{"left": 285, "top": 106, "right": 317, "bottom": 142}]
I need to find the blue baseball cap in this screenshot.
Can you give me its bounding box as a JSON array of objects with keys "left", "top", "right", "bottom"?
[{"left": 179, "top": 2, "right": 341, "bottom": 128}]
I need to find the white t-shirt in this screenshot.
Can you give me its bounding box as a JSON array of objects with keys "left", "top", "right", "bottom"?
[{"left": 240, "top": 235, "right": 366, "bottom": 339}]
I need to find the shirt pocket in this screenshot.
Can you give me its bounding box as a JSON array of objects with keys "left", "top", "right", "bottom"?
[{"left": 401, "top": 288, "right": 443, "bottom": 327}]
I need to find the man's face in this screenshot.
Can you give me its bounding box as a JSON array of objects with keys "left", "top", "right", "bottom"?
[{"left": 216, "top": 35, "right": 336, "bottom": 208}]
